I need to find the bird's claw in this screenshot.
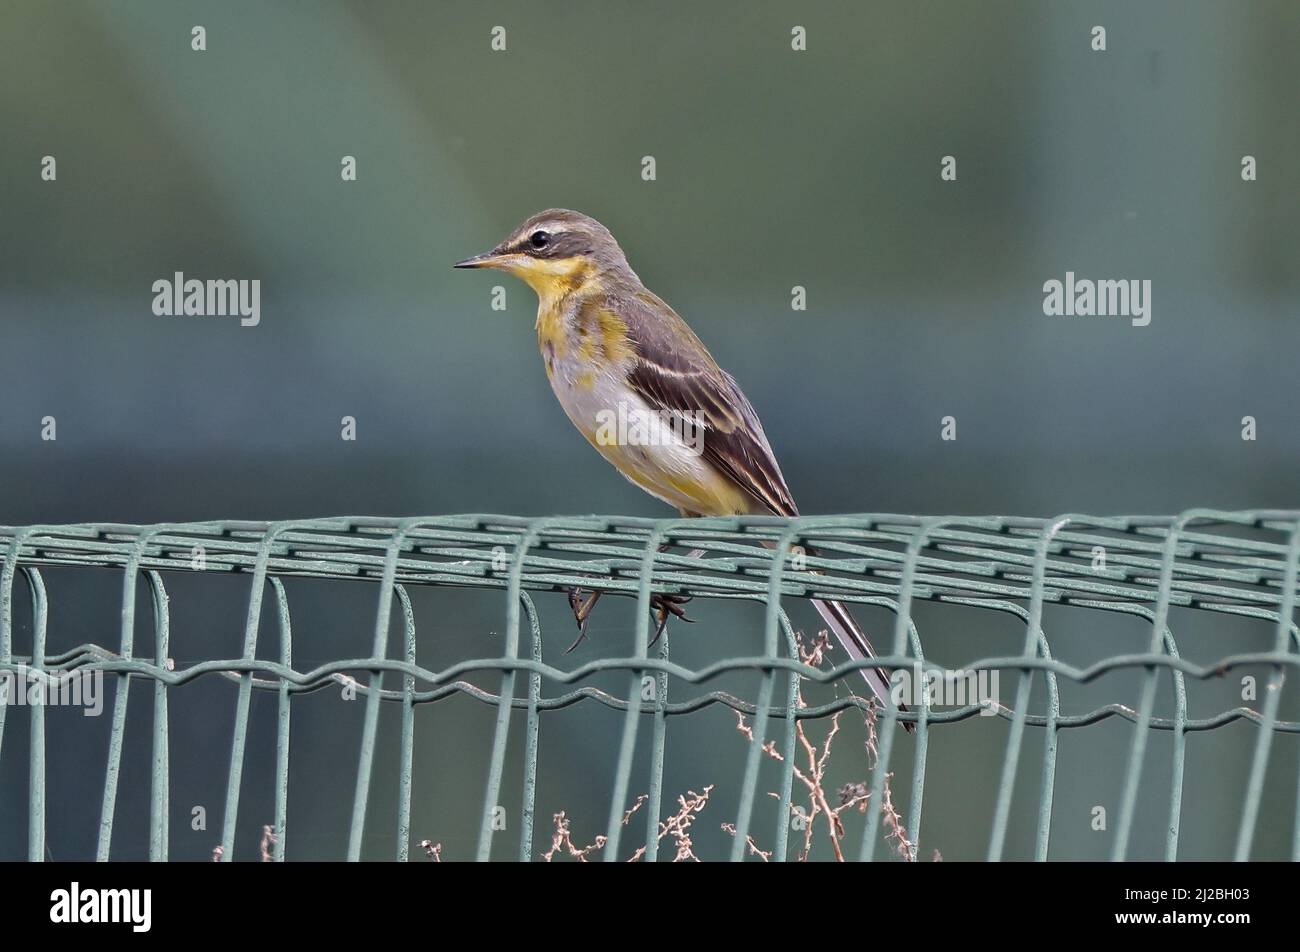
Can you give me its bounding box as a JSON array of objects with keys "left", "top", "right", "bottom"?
[
  {"left": 649, "top": 592, "right": 693, "bottom": 647},
  {"left": 565, "top": 586, "right": 600, "bottom": 653}
]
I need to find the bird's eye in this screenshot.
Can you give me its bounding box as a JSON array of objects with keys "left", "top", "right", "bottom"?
[{"left": 529, "top": 230, "right": 551, "bottom": 250}]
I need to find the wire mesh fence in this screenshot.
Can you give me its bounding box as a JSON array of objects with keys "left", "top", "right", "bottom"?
[{"left": 1, "top": 510, "right": 1298, "bottom": 861}]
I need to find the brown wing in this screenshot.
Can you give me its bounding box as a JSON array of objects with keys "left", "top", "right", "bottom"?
[{"left": 618, "top": 289, "right": 798, "bottom": 517}]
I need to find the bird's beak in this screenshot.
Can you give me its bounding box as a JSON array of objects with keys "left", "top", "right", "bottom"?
[{"left": 453, "top": 249, "right": 510, "bottom": 270}]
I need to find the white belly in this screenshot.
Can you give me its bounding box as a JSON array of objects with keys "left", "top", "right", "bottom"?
[{"left": 547, "top": 356, "right": 746, "bottom": 515}]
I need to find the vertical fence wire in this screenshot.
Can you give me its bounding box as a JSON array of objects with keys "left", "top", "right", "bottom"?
[
  {"left": 770, "top": 610, "right": 800, "bottom": 861},
  {"left": 988, "top": 515, "right": 1070, "bottom": 861},
  {"left": 477, "top": 518, "right": 542, "bottom": 859},
  {"left": 147, "top": 570, "right": 171, "bottom": 861},
  {"left": 1112, "top": 511, "right": 1198, "bottom": 861},
  {"left": 395, "top": 584, "right": 415, "bottom": 862},
  {"left": 898, "top": 607, "right": 929, "bottom": 861},
  {"left": 220, "top": 522, "right": 289, "bottom": 861},
  {"left": 517, "top": 591, "right": 543, "bottom": 861},
  {"left": 641, "top": 627, "right": 670, "bottom": 862},
  {"left": 859, "top": 518, "right": 931, "bottom": 861},
  {"left": 0, "top": 542, "right": 11, "bottom": 772},
  {"left": 348, "top": 520, "right": 412, "bottom": 861},
  {"left": 0, "top": 530, "right": 34, "bottom": 856},
  {"left": 99, "top": 527, "right": 159, "bottom": 861},
  {"left": 270, "top": 577, "right": 293, "bottom": 862},
  {"left": 24, "top": 568, "right": 47, "bottom": 862},
  {"left": 602, "top": 519, "right": 679, "bottom": 860},
  {"left": 729, "top": 523, "right": 800, "bottom": 861},
  {"left": 1160, "top": 626, "right": 1188, "bottom": 861},
  {"left": 1028, "top": 604, "right": 1061, "bottom": 862}
]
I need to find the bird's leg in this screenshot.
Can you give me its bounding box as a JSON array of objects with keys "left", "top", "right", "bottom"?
[
  {"left": 647, "top": 540, "right": 704, "bottom": 646},
  {"left": 564, "top": 538, "right": 704, "bottom": 651}
]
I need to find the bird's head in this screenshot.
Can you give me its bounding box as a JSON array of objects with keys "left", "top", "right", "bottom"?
[{"left": 454, "top": 209, "right": 633, "bottom": 298}]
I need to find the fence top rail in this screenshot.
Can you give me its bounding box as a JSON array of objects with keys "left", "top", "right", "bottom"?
[{"left": 2, "top": 511, "right": 1299, "bottom": 614}]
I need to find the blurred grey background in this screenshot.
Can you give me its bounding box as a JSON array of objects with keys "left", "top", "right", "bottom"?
[{"left": 1, "top": 0, "right": 1298, "bottom": 860}]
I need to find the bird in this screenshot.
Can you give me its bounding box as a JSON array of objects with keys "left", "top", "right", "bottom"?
[{"left": 455, "top": 209, "right": 907, "bottom": 727}]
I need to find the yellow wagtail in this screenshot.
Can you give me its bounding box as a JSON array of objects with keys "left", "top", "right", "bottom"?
[{"left": 456, "top": 209, "right": 906, "bottom": 724}]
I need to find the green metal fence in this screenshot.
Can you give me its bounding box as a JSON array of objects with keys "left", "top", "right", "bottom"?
[{"left": 2, "top": 510, "right": 1298, "bottom": 861}]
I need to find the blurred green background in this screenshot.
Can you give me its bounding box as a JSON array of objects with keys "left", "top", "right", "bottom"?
[{"left": 1, "top": 0, "right": 1298, "bottom": 860}]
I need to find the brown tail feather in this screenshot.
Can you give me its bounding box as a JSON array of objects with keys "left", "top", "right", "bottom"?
[{"left": 809, "top": 596, "right": 914, "bottom": 733}]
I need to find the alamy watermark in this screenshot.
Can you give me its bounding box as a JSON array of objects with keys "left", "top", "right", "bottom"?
[
  {"left": 49, "top": 883, "right": 150, "bottom": 932},
  {"left": 152, "top": 272, "right": 260, "bottom": 327},
  {"left": 890, "top": 664, "right": 1000, "bottom": 715},
  {"left": 594, "top": 401, "right": 705, "bottom": 454},
  {"left": 1, "top": 666, "right": 104, "bottom": 716},
  {"left": 1042, "top": 271, "right": 1151, "bottom": 327}
]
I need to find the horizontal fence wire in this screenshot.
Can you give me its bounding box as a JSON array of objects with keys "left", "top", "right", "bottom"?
[{"left": 1, "top": 510, "right": 1298, "bottom": 861}]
